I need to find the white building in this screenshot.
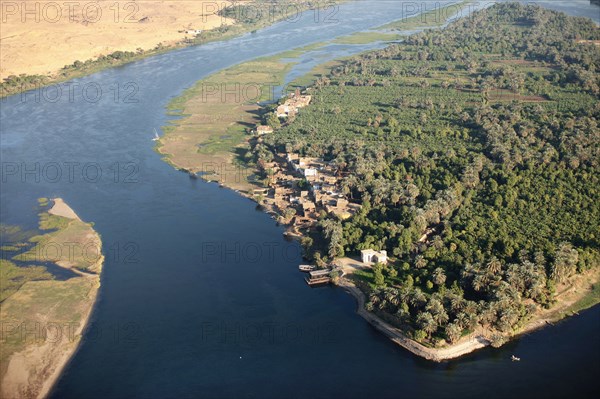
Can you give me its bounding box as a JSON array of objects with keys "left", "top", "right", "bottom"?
[
  {"left": 361, "top": 249, "right": 388, "bottom": 265},
  {"left": 303, "top": 168, "right": 318, "bottom": 177},
  {"left": 256, "top": 125, "right": 274, "bottom": 135}
]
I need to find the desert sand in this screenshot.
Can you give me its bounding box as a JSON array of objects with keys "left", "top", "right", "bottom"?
[{"left": 0, "top": 1, "right": 238, "bottom": 79}]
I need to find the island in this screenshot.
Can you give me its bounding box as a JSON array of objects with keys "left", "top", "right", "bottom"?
[
  {"left": 158, "top": 2, "right": 600, "bottom": 360},
  {"left": 0, "top": 198, "right": 104, "bottom": 398}
]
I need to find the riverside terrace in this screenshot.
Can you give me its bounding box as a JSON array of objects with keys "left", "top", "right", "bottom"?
[{"left": 252, "top": 153, "right": 361, "bottom": 237}]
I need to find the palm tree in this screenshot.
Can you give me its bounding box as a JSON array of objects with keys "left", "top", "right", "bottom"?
[
  {"left": 486, "top": 256, "right": 502, "bottom": 275},
  {"left": 445, "top": 322, "right": 462, "bottom": 344},
  {"left": 410, "top": 289, "right": 427, "bottom": 310},
  {"left": 417, "top": 312, "right": 438, "bottom": 338},
  {"left": 551, "top": 242, "right": 578, "bottom": 283},
  {"left": 369, "top": 292, "right": 380, "bottom": 306},
  {"left": 449, "top": 294, "right": 465, "bottom": 313},
  {"left": 384, "top": 288, "right": 400, "bottom": 307},
  {"left": 498, "top": 307, "right": 519, "bottom": 333},
  {"left": 432, "top": 268, "right": 447, "bottom": 286},
  {"left": 472, "top": 274, "right": 487, "bottom": 292},
  {"left": 414, "top": 255, "right": 427, "bottom": 269}
]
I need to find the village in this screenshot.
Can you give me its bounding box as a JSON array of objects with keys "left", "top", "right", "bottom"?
[
  {"left": 253, "top": 93, "right": 360, "bottom": 231},
  {"left": 251, "top": 90, "right": 387, "bottom": 286}
]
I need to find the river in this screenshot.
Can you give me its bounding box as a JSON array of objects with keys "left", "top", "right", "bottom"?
[{"left": 1, "top": 1, "right": 599, "bottom": 398}]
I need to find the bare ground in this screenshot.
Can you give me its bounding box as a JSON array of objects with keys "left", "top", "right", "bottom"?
[{"left": 0, "top": 1, "right": 238, "bottom": 79}]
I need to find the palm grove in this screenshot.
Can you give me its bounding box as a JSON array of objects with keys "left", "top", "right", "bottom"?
[{"left": 247, "top": 3, "right": 600, "bottom": 346}]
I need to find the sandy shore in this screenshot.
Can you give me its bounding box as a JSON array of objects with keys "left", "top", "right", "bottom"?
[
  {"left": 35, "top": 271, "right": 102, "bottom": 399},
  {"left": 40, "top": 199, "right": 103, "bottom": 399},
  {"left": 0, "top": 198, "right": 104, "bottom": 399},
  {"left": 334, "top": 257, "right": 599, "bottom": 361},
  {"left": 338, "top": 279, "right": 489, "bottom": 361},
  {"left": 48, "top": 198, "right": 81, "bottom": 221}
]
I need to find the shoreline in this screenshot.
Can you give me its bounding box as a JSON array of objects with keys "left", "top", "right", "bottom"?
[
  {"left": 153, "top": 1, "right": 600, "bottom": 363},
  {"left": 335, "top": 265, "right": 600, "bottom": 362},
  {"left": 36, "top": 263, "right": 103, "bottom": 399},
  {"left": 0, "top": 198, "right": 104, "bottom": 399},
  {"left": 204, "top": 173, "right": 600, "bottom": 362},
  {"left": 337, "top": 277, "right": 488, "bottom": 361},
  {"left": 1, "top": 1, "right": 348, "bottom": 99},
  {"left": 173, "top": 80, "right": 600, "bottom": 365},
  {"left": 39, "top": 199, "right": 103, "bottom": 399}
]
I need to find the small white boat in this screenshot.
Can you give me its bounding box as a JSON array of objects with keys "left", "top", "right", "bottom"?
[
  {"left": 511, "top": 355, "right": 521, "bottom": 362},
  {"left": 152, "top": 128, "right": 160, "bottom": 141},
  {"left": 299, "top": 265, "right": 316, "bottom": 272}
]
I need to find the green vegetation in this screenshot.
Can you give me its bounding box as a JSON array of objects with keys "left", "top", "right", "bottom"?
[
  {"left": 380, "top": 0, "right": 474, "bottom": 31},
  {"left": 0, "top": 202, "right": 102, "bottom": 393},
  {"left": 0, "top": 1, "right": 322, "bottom": 98},
  {"left": 333, "top": 31, "right": 403, "bottom": 45},
  {"left": 0, "top": 260, "right": 53, "bottom": 302},
  {"left": 564, "top": 280, "right": 600, "bottom": 315},
  {"left": 159, "top": 41, "right": 338, "bottom": 189},
  {"left": 0, "top": 48, "right": 161, "bottom": 98},
  {"left": 0, "top": 224, "right": 35, "bottom": 244},
  {"left": 0, "top": 274, "right": 98, "bottom": 382},
  {"left": 37, "top": 213, "right": 71, "bottom": 232},
  {"left": 255, "top": 3, "right": 600, "bottom": 345},
  {"left": 16, "top": 213, "right": 101, "bottom": 274}
]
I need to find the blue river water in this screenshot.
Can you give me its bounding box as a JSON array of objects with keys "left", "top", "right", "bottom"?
[{"left": 1, "top": 1, "right": 599, "bottom": 398}]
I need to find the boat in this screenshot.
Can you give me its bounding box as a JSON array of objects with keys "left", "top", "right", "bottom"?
[
  {"left": 152, "top": 128, "right": 160, "bottom": 141},
  {"left": 511, "top": 355, "right": 521, "bottom": 362},
  {"left": 305, "top": 269, "right": 331, "bottom": 286},
  {"left": 299, "top": 265, "right": 316, "bottom": 272}
]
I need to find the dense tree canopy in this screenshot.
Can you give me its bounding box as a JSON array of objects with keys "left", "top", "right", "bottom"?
[{"left": 255, "top": 4, "right": 600, "bottom": 344}]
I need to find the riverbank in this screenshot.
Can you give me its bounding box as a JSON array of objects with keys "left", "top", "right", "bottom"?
[
  {"left": 1, "top": 1, "right": 337, "bottom": 98},
  {"left": 154, "top": 0, "right": 600, "bottom": 363},
  {"left": 0, "top": 1, "right": 236, "bottom": 80},
  {"left": 335, "top": 258, "right": 600, "bottom": 361},
  {"left": 155, "top": 0, "right": 481, "bottom": 204},
  {"left": 157, "top": 43, "right": 327, "bottom": 193},
  {"left": 334, "top": 258, "right": 489, "bottom": 361},
  {"left": 0, "top": 199, "right": 104, "bottom": 399}
]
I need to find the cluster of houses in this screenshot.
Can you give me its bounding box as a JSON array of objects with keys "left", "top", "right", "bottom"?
[
  {"left": 255, "top": 90, "right": 312, "bottom": 136},
  {"left": 250, "top": 91, "right": 361, "bottom": 235},
  {"left": 253, "top": 152, "right": 361, "bottom": 235},
  {"left": 250, "top": 90, "right": 388, "bottom": 272},
  {"left": 276, "top": 90, "right": 312, "bottom": 118}
]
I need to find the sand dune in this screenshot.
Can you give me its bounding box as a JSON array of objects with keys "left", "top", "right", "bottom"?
[{"left": 0, "top": 1, "right": 238, "bottom": 79}]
